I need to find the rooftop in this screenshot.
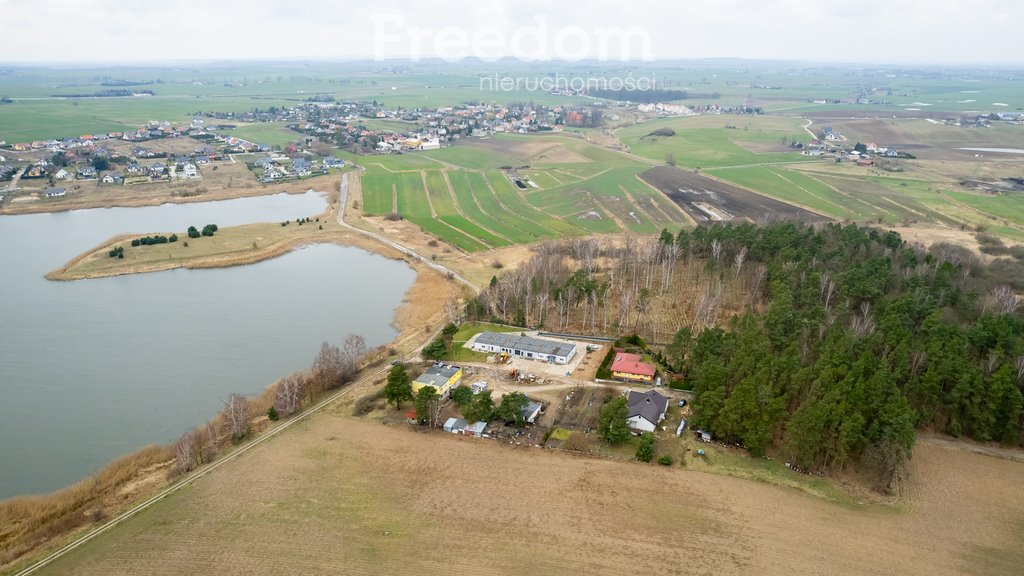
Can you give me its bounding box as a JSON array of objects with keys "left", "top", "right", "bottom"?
[
  {"left": 611, "top": 352, "right": 656, "bottom": 377},
  {"left": 475, "top": 332, "right": 577, "bottom": 358},
  {"left": 415, "top": 364, "right": 461, "bottom": 388},
  {"left": 627, "top": 390, "right": 668, "bottom": 425}
]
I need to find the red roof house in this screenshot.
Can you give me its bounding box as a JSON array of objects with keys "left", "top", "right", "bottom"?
[{"left": 610, "top": 352, "right": 656, "bottom": 382}]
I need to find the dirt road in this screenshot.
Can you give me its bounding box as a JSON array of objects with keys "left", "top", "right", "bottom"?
[{"left": 336, "top": 170, "right": 480, "bottom": 294}]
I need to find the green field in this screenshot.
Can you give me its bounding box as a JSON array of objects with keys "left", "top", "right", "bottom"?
[
  {"left": 353, "top": 133, "right": 692, "bottom": 252},
  {"left": 225, "top": 122, "right": 301, "bottom": 147},
  {"left": 617, "top": 115, "right": 809, "bottom": 169}
]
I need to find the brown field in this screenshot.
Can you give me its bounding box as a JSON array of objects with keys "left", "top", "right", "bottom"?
[
  {"left": 640, "top": 165, "right": 828, "bottom": 223},
  {"left": 22, "top": 414, "right": 1024, "bottom": 576},
  {"left": 464, "top": 135, "right": 592, "bottom": 164},
  {"left": 820, "top": 118, "right": 1024, "bottom": 162}
]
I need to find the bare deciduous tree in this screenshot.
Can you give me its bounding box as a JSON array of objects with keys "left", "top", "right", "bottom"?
[
  {"left": 275, "top": 372, "right": 306, "bottom": 417},
  {"left": 988, "top": 285, "right": 1019, "bottom": 315},
  {"left": 341, "top": 334, "right": 367, "bottom": 381},
  {"left": 174, "top": 431, "right": 196, "bottom": 474},
  {"left": 311, "top": 341, "right": 345, "bottom": 396},
  {"left": 733, "top": 246, "right": 747, "bottom": 276},
  {"left": 850, "top": 302, "right": 876, "bottom": 338},
  {"left": 443, "top": 292, "right": 463, "bottom": 325},
  {"left": 223, "top": 393, "right": 250, "bottom": 440}
]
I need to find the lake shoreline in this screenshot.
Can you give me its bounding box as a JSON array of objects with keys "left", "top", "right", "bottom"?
[
  {"left": 0, "top": 175, "right": 339, "bottom": 216},
  {"left": 1, "top": 242, "right": 459, "bottom": 573}
]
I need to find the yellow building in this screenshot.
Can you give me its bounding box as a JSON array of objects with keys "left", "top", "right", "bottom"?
[{"left": 413, "top": 364, "right": 462, "bottom": 398}]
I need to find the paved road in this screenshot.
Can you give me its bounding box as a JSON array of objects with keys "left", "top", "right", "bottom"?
[{"left": 336, "top": 170, "right": 480, "bottom": 294}]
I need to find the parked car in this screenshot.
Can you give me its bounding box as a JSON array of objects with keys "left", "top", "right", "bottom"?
[{"left": 677, "top": 399, "right": 687, "bottom": 408}]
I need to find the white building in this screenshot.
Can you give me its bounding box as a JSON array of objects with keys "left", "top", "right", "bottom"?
[{"left": 472, "top": 332, "right": 577, "bottom": 364}]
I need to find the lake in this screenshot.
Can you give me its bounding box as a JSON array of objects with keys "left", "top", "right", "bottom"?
[{"left": 0, "top": 192, "right": 415, "bottom": 498}]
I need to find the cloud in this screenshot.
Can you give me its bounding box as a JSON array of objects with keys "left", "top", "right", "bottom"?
[{"left": 0, "top": 0, "right": 1020, "bottom": 65}]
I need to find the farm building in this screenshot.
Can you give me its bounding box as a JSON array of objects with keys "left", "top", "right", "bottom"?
[
  {"left": 413, "top": 364, "right": 462, "bottom": 398},
  {"left": 610, "top": 352, "right": 656, "bottom": 382},
  {"left": 626, "top": 390, "right": 668, "bottom": 433},
  {"left": 472, "top": 332, "right": 578, "bottom": 364}
]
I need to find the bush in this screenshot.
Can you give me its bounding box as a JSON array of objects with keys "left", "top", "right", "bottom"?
[
  {"left": 169, "top": 234, "right": 177, "bottom": 243},
  {"left": 353, "top": 389, "right": 385, "bottom": 416},
  {"left": 595, "top": 347, "right": 616, "bottom": 379},
  {"left": 422, "top": 337, "right": 447, "bottom": 360},
  {"left": 107, "top": 246, "right": 124, "bottom": 258},
  {"left": 636, "top": 432, "right": 655, "bottom": 462},
  {"left": 657, "top": 455, "right": 674, "bottom": 466},
  {"left": 201, "top": 224, "right": 218, "bottom": 237},
  {"left": 267, "top": 406, "right": 279, "bottom": 421},
  {"left": 187, "top": 226, "right": 200, "bottom": 239}
]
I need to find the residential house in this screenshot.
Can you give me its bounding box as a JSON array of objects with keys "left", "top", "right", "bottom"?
[
  {"left": 77, "top": 166, "right": 98, "bottom": 179},
  {"left": 412, "top": 364, "right": 463, "bottom": 399},
  {"left": 23, "top": 165, "right": 47, "bottom": 178},
  {"left": 43, "top": 187, "right": 66, "bottom": 198},
  {"left": 626, "top": 390, "right": 669, "bottom": 433},
  {"left": 610, "top": 352, "right": 657, "bottom": 382},
  {"left": 292, "top": 158, "right": 312, "bottom": 176},
  {"left": 520, "top": 401, "right": 543, "bottom": 424},
  {"left": 323, "top": 157, "right": 345, "bottom": 168},
  {"left": 181, "top": 163, "right": 198, "bottom": 178},
  {"left": 471, "top": 332, "right": 578, "bottom": 365},
  {"left": 101, "top": 172, "right": 123, "bottom": 184},
  {"left": 53, "top": 168, "right": 69, "bottom": 180},
  {"left": 149, "top": 162, "right": 166, "bottom": 175}
]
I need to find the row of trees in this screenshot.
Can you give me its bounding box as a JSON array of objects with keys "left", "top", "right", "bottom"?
[
  {"left": 173, "top": 335, "right": 367, "bottom": 475},
  {"left": 131, "top": 234, "right": 177, "bottom": 247}
]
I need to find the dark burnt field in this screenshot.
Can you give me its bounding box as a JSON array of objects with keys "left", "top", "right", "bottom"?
[{"left": 640, "top": 166, "right": 828, "bottom": 223}]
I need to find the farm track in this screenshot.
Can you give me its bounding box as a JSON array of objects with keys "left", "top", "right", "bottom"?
[
  {"left": 463, "top": 174, "right": 540, "bottom": 242},
  {"left": 634, "top": 174, "right": 697, "bottom": 226},
  {"left": 799, "top": 172, "right": 899, "bottom": 221},
  {"left": 442, "top": 170, "right": 512, "bottom": 245},
  {"left": 768, "top": 170, "right": 851, "bottom": 218},
  {"left": 340, "top": 171, "right": 480, "bottom": 293},
  {"left": 481, "top": 174, "right": 561, "bottom": 237},
  {"left": 620, "top": 185, "right": 660, "bottom": 229}
]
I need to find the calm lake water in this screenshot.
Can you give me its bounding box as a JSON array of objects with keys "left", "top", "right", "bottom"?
[{"left": 0, "top": 192, "right": 415, "bottom": 498}]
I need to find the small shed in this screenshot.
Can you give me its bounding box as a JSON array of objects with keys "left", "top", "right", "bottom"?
[
  {"left": 463, "top": 421, "right": 487, "bottom": 437},
  {"left": 443, "top": 418, "right": 467, "bottom": 433}
]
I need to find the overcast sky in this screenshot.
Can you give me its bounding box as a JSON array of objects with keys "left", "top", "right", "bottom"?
[{"left": 0, "top": 0, "right": 1020, "bottom": 66}]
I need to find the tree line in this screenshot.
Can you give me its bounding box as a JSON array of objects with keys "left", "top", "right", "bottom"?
[
  {"left": 473, "top": 222, "right": 1024, "bottom": 492},
  {"left": 172, "top": 335, "right": 367, "bottom": 475}
]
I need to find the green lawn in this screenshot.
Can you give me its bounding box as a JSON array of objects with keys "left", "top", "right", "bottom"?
[
  {"left": 444, "top": 322, "right": 523, "bottom": 362},
  {"left": 226, "top": 122, "right": 301, "bottom": 147}
]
